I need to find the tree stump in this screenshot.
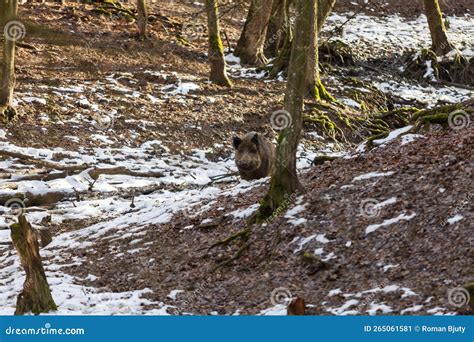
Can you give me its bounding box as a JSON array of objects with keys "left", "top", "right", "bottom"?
[{"left": 10, "top": 215, "right": 57, "bottom": 315}]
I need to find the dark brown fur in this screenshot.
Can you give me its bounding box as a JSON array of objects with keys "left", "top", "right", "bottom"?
[{"left": 233, "top": 132, "right": 275, "bottom": 181}]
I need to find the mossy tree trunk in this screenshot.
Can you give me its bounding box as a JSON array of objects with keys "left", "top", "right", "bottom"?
[
  {"left": 136, "top": 0, "right": 148, "bottom": 39},
  {"left": 234, "top": 0, "right": 274, "bottom": 66},
  {"left": 423, "top": 0, "right": 454, "bottom": 55},
  {"left": 11, "top": 216, "right": 57, "bottom": 315},
  {"left": 0, "top": 0, "right": 18, "bottom": 119},
  {"left": 205, "top": 0, "right": 233, "bottom": 87},
  {"left": 268, "top": 0, "right": 335, "bottom": 81},
  {"left": 317, "top": 0, "right": 336, "bottom": 33},
  {"left": 306, "top": 0, "right": 334, "bottom": 101},
  {"left": 258, "top": 0, "right": 312, "bottom": 218}
]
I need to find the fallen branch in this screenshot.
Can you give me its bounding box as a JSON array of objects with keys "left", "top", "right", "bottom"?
[{"left": 0, "top": 149, "right": 90, "bottom": 173}]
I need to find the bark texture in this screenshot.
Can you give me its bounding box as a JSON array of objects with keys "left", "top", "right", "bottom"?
[
  {"left": 265, "top": 0, "right": 288, "bottom": 57},
  {"left": 317, "top": 0, "right": 336, "bottom": 33},
  {"left": 258, "top": 0, "right": 312, "bottom": 217},
  {"left": 137, "top": 0, "right": 148, "bottom": 38},
  {"left": 0, "top": 0, "right": 19, "bottom": 117},
  {"left": 306, "top": 0, "right": 334, "bottom": 101},
  {"left": 423, "top": 0, "right": 454, "bottom": 55},
  {"left": 205, "top": 0, "right": 232, "bottom": 87},
  {"left": 11, "top": 216, "right": 57, "bottom": 315},
  {"left": 234, "top": 0, "right": 274, "bottom": 66}
]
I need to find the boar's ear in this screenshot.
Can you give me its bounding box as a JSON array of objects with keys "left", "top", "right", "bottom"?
[
  {"left": 251, "top": 133, "right": 260, "bottom": 146},
  {"left": 233, "top": 136, "right": 242, "bottom": 149}
]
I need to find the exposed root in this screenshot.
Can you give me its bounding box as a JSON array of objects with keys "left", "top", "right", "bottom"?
[
  {"left": 312, "top": 155, "right": 340, "bottom": 165},
  {"left": 319, "top": 39, "right": 355, "bottom": 66},
  {"left": 207, "top": 228, "right": 250, "bottom": 252},
  {"left": 212, "top": 241, "right": 251, "bottom": 272},
  {"left": 402, "top": 48, "right": 473, "bottom": 86}
]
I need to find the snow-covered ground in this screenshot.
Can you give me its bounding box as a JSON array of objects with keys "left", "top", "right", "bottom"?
[
  {"left": 0, "top": 128, "right": 319, "bottom": 314},
  {"left": 325, "top": 13, "right": 473, "bottom": 58},
  {"left": 1, "top": 11, "right": 470, "bottom": 315}
]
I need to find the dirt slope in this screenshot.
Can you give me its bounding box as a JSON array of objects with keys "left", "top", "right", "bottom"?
[{"left": 63, "top": 120, "right": 473, "bottom": 315}]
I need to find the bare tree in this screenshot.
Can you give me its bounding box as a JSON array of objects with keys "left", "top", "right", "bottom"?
[
  {"left": 234, "top": 0, "right": 274, "bottom": 66},
  {"left": 0, "top": 0, "right": 19, "bottom": 119},
  {"left": 205, "top": 0, "right": 232, "bottom": 87},
  {"left": 258, "top": 0, "right": 313, "bottom": 217},
  {"left": 423, "top": 0, "right": 454, "bottom": 55},
  {"left": 307, "top": 0, "right": 334, "bottom": 101},
  {"left": 137, "top": 0, "right": 148, "bottom": 39}
]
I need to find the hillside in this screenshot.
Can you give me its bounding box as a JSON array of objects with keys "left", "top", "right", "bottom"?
[{"left": 0, "top": 0, "right": 472, "bottom": 316}]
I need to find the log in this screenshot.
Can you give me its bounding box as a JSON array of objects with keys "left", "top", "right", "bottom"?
[{"left": 10, "top": 215, "right": 57, "bottom": 315}]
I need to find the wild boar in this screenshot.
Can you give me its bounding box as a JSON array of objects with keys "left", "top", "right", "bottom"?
[{"left": 233, "top": 132, "right": 275, "bottom": 180}]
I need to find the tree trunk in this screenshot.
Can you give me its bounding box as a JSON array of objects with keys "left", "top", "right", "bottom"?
[
  {"left": 136, "top": 0, "right": 148, "bottom": 39},
  {"left": 317, "top": 0, "right": 336, "bottom": 33},
  {"left": 268, "top": 3, "right": 293, "bottom": 78},
  {"left": 268, "top": 0, "right": 335, "bottom": 81},
  {"left": 0, "top": 0, "right": 19, "bottom": 119},
  {"left": 258, "top": 0, "right": 312, "bottom": 218},
  {"left": 205, "top": 0, "right": 232, "bottom": 87},
  {"left": 423, "top": 0, "right": 454, "bottom": 55},
  {"left": 234, "top": 0, "right": 274, "bottom": 66},
  {"left": 306, "top": 0, "right": 334, "bottom": 101},
  {"left": 264, "top": 0, "right": 287, "bottom": 57},
  {"left": 10, "top": 216, "right": 57, "bottom": 315}
]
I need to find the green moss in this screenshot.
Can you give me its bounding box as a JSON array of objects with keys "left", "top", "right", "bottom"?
[
  {"left": 313, "top": 155, "right": 339, "bottom": 165},
  {"left": 315, "top": 79, "right": 336, "bottom": 102}
]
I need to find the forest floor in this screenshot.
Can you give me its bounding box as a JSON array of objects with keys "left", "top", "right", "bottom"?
[{"left": 0, "top": 1, "right": 473, "bottom": 315}]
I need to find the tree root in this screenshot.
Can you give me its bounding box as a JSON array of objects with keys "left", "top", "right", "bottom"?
[
  {"left": 207, "top": 228, "right": 250, "bottom": 252},
  {"left": 402, "top": 48, "right": 473, "bottom": 86},
  {"left": 211, "top": 241, "right": 251, "bottom": 272}
]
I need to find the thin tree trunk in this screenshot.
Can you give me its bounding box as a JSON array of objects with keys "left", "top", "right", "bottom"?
[
  {"left": 205, "top": 0, "right": 232, "bottom": 87},
  {"left": 11, "top": 216, "right": 57, "bottom": 315},
  {"left": 258, "top": 0, "right": 312, "bottom": 217},
  {"left": 423, "top": 0, "right": 454, "bottom": 55},
  {"left": 0, "top": 0, "right": 19, "bottom": 118},
  {"left": 268, "top": 2, "right": 293, "bottom": 78},
  {"left": 317, "top": 0, "right": 336, "bottom": 33},
  {"left": 268, "top": 0, "right": 335, "bottom": 81},
  {"left": 264, "top": 0, "right": 287, "bottom": 57},
  {"left": 234, "top": 0, "right": 274, "bottom": 66},
  {"left": 137, "top": 0, "right": 148, "bottom": 39},
  {"left": 306, "top": 0, "right": 334, "bottom": 101}
]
